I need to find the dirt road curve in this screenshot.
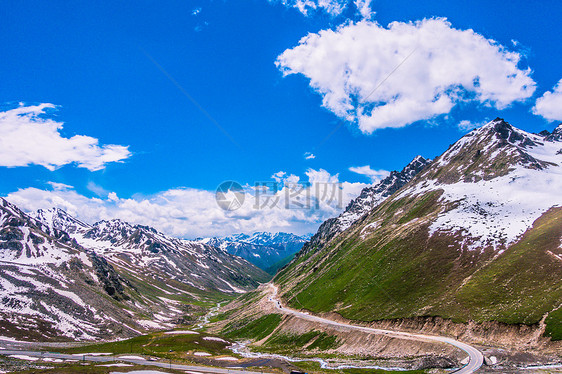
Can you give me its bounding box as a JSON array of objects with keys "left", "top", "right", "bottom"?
[{"left": 268, "top": 284, "right": 484, "bottom": 374}]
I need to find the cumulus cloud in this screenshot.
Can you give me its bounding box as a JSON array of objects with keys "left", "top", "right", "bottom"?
[
  {"left": 0, "top": 104, "right": 131, "bottom": 171},
  {"left": 276, "top": 18, "right": 535, "bottom": 133},
  {"left": 349, "top": 165, "right": 390, "bottom": 182},
  {"left": 533, "top": 79, "right": 562, "bottom": 122},
  {"left": 304, "top": 152, "right": 316, "bottom": 159},
  {"left": 7, "top": 170, "right": 367, "bottom": 238}
]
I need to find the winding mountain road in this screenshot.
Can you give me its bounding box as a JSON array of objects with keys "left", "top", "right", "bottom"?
[{"left": 268, "top": 284, "right": 483, "bottom": 373}]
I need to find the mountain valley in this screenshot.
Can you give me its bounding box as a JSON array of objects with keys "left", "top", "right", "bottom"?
[
  {"left": 1, "top": 118, "right": 562, "bottom": 373},
  {"left": 208, "top": 119, "right": 562, "bottom": 373},
  {"left": 197, "top": 232, "right": 311, "bottom": 274}
]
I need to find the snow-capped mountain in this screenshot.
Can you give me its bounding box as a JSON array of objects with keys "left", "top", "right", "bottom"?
[
  {"left": 409, "top": 118, "right": 562, "bottom": 251},
  {"left": 33, "top": 207, "right": 91, "bottom": 235},
  {"left": 231, "top": 232, "right": 311, "bottom": 246},
  {"left": 1, "top": 202, "right": 269, "bottom": 342},
  {"left": 275, "top": 119, "right": 562, "bottom": 339},
  {"left": 32, "top": 211, "right": 270, "bottom": 294},
  {"left": 0, "top": 198, "right": 142, "bottom": 341},
  {"left": 299, "top": 155, "right": 431, "bottom": 256},
  {"left": 197, "top": 232, "right": 311, "bottom": 273}
]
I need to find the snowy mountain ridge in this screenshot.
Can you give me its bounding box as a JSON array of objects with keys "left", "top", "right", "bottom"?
[
  {"left": 0, "top": 198, "right": 142, "bottom": 340},
  {"left": 199, "top": 231, "right": 310, "bottom": 247},
  {"left": 400, "top": 118, "right": 562, "bottom": 252},
  {"left": 1, "top": 200, "right": 76, "bottom": 266},
  {"left": 33, "top": 207, "right": 91, "bottom": 235},
  {"left": 0, "top": 200, "right": 269, "bottom": 342},
  {"left": 31, "top": 211, "right": 269, "bottom": 294}
]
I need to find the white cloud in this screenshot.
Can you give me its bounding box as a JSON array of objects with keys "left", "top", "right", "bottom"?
[
  {"left": 353, "top": 0, "right": 372, "bottom": 19},
  {"left": 271, "top": 171, "right": 300, "bottom": 184},
  {"left": 304, "top": 152, "right": 316, "bottom": 159},
  {"left": 86, "top": 181, "right": 110, "bottom": 197},
  {"left": 0, "top": 104, "right": 131, "bottom": 171},
  {"left": 192, "top": 7, "right": 201, "bottom": 16},
  {"left": 276, "top": 18, "right": 535, "bottom": 133},
  {"left": 47, "top": 181, "right": 74, "bottom": 191},
  {"left": 306, "top": 168, "right": 339, "bottom": 184},
  {"left": 457, "top": 119, "right": 488, "bottom": 131},
  {"left": 7, "top": 171, "right": 368, "bottom": 238},
  {"left": 533, "top": 79, "right": 562, "bottom": 122},
  {"left": 349, "top": 165, "right": 390, "bottom": 182},
  {"left": 285, "top": 0, "right": 346, "bottom": 16},
  {"left": 274, "top": 0, "right": 371, "bottom": 18}
]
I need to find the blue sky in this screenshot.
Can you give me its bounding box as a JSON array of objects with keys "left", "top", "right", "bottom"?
[{"left": 1, "top": 0, "right": 561, "bottom": 237}]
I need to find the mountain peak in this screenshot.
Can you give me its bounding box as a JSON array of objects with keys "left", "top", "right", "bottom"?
[
  {"left": 545, "top": 123, "right": 562, "bottom": 142},
  {"left": 195, "top": 232, "right": 310, "bottom": 272},
  {"left": 401, "top": 117, "right": 562, "bottom": 250},
  {"left": 427, "top": 118, "right": 554, "bottom": 184},
  {"left": 411, "top": 155, "right": 427, "bottom": 163},
  {"left": 475, "top": 117, "right": 538, "bottom": 148},
  {"left": 33, "top": 207, "right": 91, "bottom": 234},
  {"left": 0, "top": 197, "right": 20, "bottom": 216},
  {"left": 275, "top": 118, "right": 562, "bottom": 337}
]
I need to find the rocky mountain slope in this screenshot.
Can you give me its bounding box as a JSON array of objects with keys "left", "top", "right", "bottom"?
[
  {"left": 0, "top": 200, "right": 268, "bottom": 342},
  {"left": 0, "top": 198, "right": 143, "bottom": 341},
  {"left": 275, "top": 119, "right": 562, "bottom": 341},
  {"left": 67, "top": 218, "right": 270, "bottom": 293},
  {"left": 197, "top": 232, "right": 310, "bottom": 273},
  {"left": 299, "top": 155, "right": 431, "bottom": 257}
]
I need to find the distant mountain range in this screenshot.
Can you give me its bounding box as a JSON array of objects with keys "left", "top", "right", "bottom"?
[
  {"left": 0, "top": 201, "right": 269, "bottom": 342},
  {"left": 275, "top": 119, "right": 562, "bottom": 342},
  {"left": 197, "top": 232, "right": 311, "bottom": 274}
]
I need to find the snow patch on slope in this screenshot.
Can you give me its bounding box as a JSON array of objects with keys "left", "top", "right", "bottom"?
[{"left": 424, "top": 127, "right": 562, "bottom": 251}]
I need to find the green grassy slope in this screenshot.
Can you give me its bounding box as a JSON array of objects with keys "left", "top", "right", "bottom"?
[{"left": 275, "top": 189, "right": 562, "bottom": 335}]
